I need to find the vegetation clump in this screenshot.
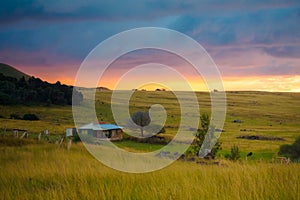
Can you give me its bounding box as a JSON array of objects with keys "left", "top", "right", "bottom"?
[
  {"left": 0, "top": 73, "right": 83, "bottom": 105},
  {"left": 279, "top": 136, "right": 300, "bottom": 160},
  {"left": 225, "top": 145, "right": 241, "bottom": 161},
  {"left": 22, "top": 114, "right": 39, "bottom": 121},
  {"left": 187, "top": 113, "right": 222, "bottom": 157},
  {"left": 10, "top": 113, "right": 40, "bottom": 121}
]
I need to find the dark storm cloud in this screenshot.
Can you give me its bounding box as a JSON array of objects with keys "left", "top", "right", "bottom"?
[
  {"left": 1, "top": 0, "right": 299, "bottom": 23},
  {"left": 0, "top": 0, "right": 300, "bottom": 77}
]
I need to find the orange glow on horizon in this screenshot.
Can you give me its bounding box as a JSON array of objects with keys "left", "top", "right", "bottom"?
[
  {"left": 95, "top": 75, "right": 300, "bottom": 92},
  {"left": 19, "top": 65, "right": 300, "bottom": 92}
]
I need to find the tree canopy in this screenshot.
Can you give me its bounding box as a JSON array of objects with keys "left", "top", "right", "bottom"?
[
  {"left": 131, "top": 111, "right": 151, "bottom": 137},
  {"left": 0, "top": 73, "right": 83, "bottom": 105}
]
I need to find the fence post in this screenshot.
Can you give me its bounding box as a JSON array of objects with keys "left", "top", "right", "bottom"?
[
  {"left": 45, "top": 130, "right": 49, "bottom": 141},
  {"left": 20, "top": 131, "right": 27, "bottom": 139},
  {"left": 38, "top": 132, "right": 41, "bottom": 141},
  {"left": 13, "top": 130, "right": 18, "bottom": 138},
  {"left": 58, "top": 136, "right": 64, "bottom": 148},
  {"left": 67, "top": 138, "right": 72, "bottom": 151}
]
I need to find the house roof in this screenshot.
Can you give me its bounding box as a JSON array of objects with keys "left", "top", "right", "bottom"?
[
  {"left": 78, "top": 123, "right": 123, "bottom": 131},
  {"left": 98, "top": 124, "right": 123, "bottom": 130}
]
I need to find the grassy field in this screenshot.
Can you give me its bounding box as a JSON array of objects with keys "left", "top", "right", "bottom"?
[
  {"left": 0, "top": 91, "right": 300, "bottom": 199},
  {"left": 0, "top": 142, "right": 299, "bottom": 200},
  {"left": 1, "top": 90, "right": 299, "bottom": 157}
]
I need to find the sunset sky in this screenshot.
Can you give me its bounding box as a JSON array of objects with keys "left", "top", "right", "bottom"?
[{"left": 0, "top": 1, "right": 300, "bottom": 91}]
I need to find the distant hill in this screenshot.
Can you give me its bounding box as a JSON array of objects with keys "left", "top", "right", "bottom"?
[
  {"left": 0, "top": 65, "right": 83, "bottom": 105},
  {"left": 97, "top": 86, "right": 111, "bottom": 91},
  {"left": 0, "top": 63, "right": 30, "bottom": 79}
]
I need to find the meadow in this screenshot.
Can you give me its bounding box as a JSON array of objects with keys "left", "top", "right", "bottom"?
[
  {"left": 0, "top": 143, "right": 299, "bottom": 200},
  {"left": 1, "top": 90, "right": 299, "bottom": 158},
  {"left": 0, "top": 91, "right": 300, "bottom": 199}
]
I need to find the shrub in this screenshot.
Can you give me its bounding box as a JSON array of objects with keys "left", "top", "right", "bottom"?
[
  {"left": 279, "top": 136, "right": 300, "bottom": 160},
  {"left": 10, "top": 113, "right": 22, "bottom": 120},
  {"left": 225, "top": 145, "right": 241, "bottom": 161},
  {"left": 22, "top": 113, "right": 39, "bottom": 121}
]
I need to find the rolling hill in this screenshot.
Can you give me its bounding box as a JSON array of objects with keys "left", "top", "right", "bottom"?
[
  {"left": 0, "top": 63, "right": 83, "bottom": 105},
  {"left": 0, "top": 63, "right": 30, "bottom": 79}
]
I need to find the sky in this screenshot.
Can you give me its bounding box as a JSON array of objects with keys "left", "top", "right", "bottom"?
[{"left": 0, "top": 0, "right": 300, "bottom": 91}]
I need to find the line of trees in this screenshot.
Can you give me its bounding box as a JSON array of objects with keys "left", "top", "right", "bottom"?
[{"left": 0, "top": 73, "right": 83, "bottom": 105}]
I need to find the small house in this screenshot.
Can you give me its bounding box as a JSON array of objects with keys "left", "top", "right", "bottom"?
[{"left": 78, "top": 123, "right": 123, "bottom": 141}]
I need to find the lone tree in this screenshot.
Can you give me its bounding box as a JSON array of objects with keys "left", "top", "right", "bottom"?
[
  {"left": 131, "top": 111, "right": 151, "bottom": 137},
  {"left": 189, "top": 113, "right": 221, "bottom": 157}
]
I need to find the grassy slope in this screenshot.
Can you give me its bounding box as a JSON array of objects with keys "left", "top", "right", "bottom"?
[
  {"left": 0, "top": 63, "right": 30, "bottom": 79},
  {"left": 0, "top": 91, "right": 299, "bottom": 158}
]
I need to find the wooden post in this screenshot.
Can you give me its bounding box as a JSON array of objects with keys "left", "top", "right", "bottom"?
[
  {"left": 58, "top": 136, "right": 64, "bottom": 148},
  {"left": 38, "top": 132, "right": 42, "bottom": 141},
  {"left": 67, "top": 138, "right": 72, "bottom": 151},
  {"left": 20, "top": 131, "right": 27, "bottom": 139},
  {"left": 13, "top": 130, "right": 18, "bottom": 138},
  {"left": 45, "top": 130, "right": 49, "bottom": 141}
]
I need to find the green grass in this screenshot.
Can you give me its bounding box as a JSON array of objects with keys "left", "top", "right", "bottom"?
[
  {"left": 1, "top": 91, "right": 300, "bottom": 157},
  {"left": 113, "top": 140, "right": 164, "bottom": 152}
]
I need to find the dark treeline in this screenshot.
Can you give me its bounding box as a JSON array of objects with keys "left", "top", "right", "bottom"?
[{"left": 0, "top": 73, "right": 83, "bottom": 105}]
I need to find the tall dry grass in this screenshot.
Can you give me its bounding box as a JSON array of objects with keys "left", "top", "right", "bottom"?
[{"left": 0, "top": 143, "right": 299, "bottom": 200}]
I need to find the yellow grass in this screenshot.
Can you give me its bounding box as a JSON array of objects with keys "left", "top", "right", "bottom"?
[
  {"left": 1, "top": 91, "right": 300, "bottom": 199},
  {"left": 0, "top": 143, "right": 299, "bottom": 200}
]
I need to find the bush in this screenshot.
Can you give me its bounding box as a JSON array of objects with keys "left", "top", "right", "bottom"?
[
  {"left": 10, "top": 113, "right": 22, "bottom": 120},
  {"left": 279, "top": 136, "right": 300, "bottom": 160},
  {"left": 22, "top": 113, "right": 39, "bottom": 121},
  {"left": 225, "top": 145, "right": 241, "bottom": 161}
]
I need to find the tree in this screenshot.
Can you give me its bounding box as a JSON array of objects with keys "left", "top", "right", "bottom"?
[
  {"left": 279, "top": 136, "right": 300, "bottom": 160},
  {"left": 131, "top": 111, "right": 151, "bottom": 137},
  {"left": 188, "top": 113, "right": 221, "bottom": 156},
  {"left": 225, "top": 145, "right": 241, "bottom": 161},
  {"left": 0, "top": 73, "right": 83, "bottom": 106}
]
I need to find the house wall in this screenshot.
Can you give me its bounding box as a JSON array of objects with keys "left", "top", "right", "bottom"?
[
  {"left": 78, "top": 129, "right": 93, "bottom": 136},
  {"left": 79, "top": 128, "right": 123, "bottom": 141}
]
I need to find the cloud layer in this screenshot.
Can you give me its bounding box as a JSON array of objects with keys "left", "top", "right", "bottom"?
[{"left": 0, "top": 1, "right": 299, "bottom": 90}]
